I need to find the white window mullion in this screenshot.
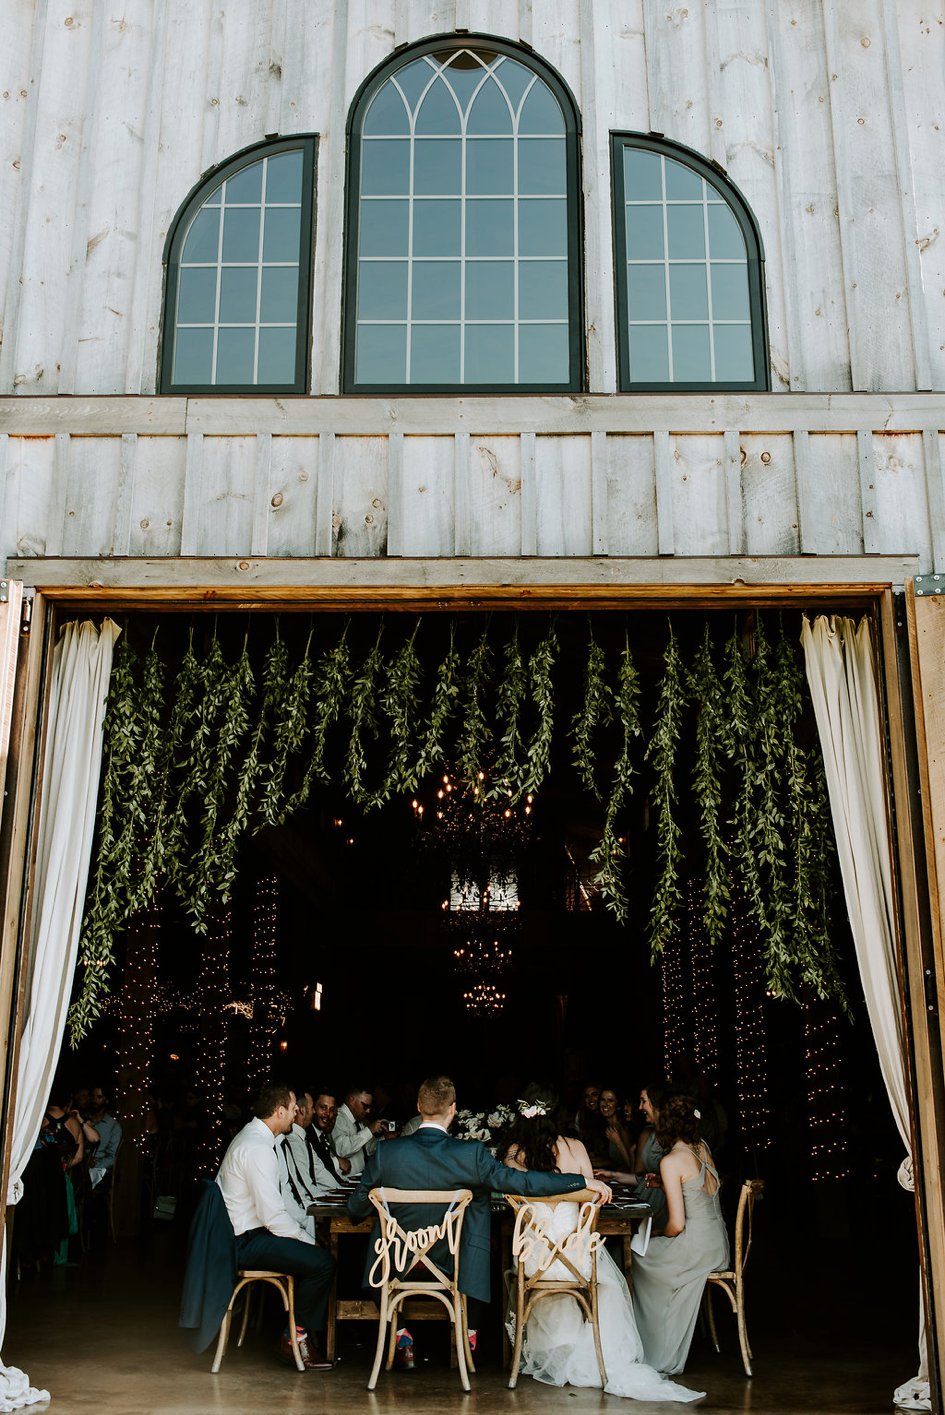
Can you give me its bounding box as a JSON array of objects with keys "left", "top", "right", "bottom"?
[
  {"left": 211, "top": 178, "right": 228, "bottom": 383},
  {"left": 660, "top": 158, "right": 673, "bottom": 382},
  {"left": 252, "top": 159, "right": 268, "bottom": 384}
]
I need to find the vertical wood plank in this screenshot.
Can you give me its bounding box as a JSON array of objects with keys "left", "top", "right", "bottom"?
[
  {"left": 315, "top": 430, "right": 335, "bottom": 556},
  {"left": 124, "top": 0, "right": 168, "bottom": 395},
  {"left": 654, "top": 431, "right": 675, "bottom": 557},
  {"left": 0, "top": 435, "right": 11, "bottom": 563},
  {"left": 792, "top": 428, "right": 819, "bottom": 554},
  {"left": 453, "top": 431, "right": 470, "bottom": 557},
  {"left": 179, "top": 432, "right": 205, "bottom": 557},
  {"left": 387, "top": 431, "right": 404, "bottom": 556},
  {"left": 312, "top": 0, "right": 350, "bottom": 394},
  {"left": 857, "top": 428, "right": 879, "bottom": 554},
  {"left": 702, "top": 0, "right": 726, "bottom": 170},
  {"left": 723, "top": 428, "right": 744, "bottom": 555},
  {"left": 922, "top": 428, "right": 945, "bottom": 572},
  {"left": 251, "top": 431, "right": 273, "bottom": 557},
  {"left": 520, "top": 431, "right": 537, "bottom": 556},
  {"left": 110, "top": 432, "right": 138, "bottom": 557},
  {"left": 44, "top": 433, "right": 71, "bottom": 557},
  {"left": 591, "top": 430, "right": 608, "bottom": 556},
  {"left": 578, "top": 1, "right": 617, "bottom": 392}
]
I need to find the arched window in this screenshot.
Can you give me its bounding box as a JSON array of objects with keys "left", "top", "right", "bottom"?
[
  {"left": 344, "top": 38, "right": 582, "bottom": 392},
  {"left": 160, "top": 136, "right": 316, "bottom": 393},
  {"left": 611, "top": 134, "right": 768, "bottom": 391}
]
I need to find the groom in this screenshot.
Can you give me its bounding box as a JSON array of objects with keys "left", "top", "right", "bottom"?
[{"left": 347, "top": 1074, "right": 611, "bottom": 1363}]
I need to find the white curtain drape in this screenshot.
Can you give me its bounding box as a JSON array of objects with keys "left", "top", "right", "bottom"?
[
  {"left": 0, "top": 618, "right": 119, "bottom": 1412},
  {"left": 801, "top": 614, "right": 929, "bottom": 1411}
]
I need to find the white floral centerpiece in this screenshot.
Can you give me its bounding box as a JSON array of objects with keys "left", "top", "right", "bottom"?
[{"left": 453, "top": 1104, "right": 515, "bottom": 1149}]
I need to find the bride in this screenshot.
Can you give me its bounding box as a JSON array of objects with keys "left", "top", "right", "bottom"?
[{"left": 503, "top": 1083, "right": 704, "bottom": 1403}]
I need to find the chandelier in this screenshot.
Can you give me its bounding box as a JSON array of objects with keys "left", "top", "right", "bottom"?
[{"left": 462, "top": 982, "right": 507, "bottom": 1017}]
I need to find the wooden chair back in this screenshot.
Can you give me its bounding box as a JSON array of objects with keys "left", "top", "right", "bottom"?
[
  {"left": 706, "top": 1176, "right": 764, "bottom": 1376},
  {"left": 505, "top": 1189, "right": 607, "bottom": 1391}
]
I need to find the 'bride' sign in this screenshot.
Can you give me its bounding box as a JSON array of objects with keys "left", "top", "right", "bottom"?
[{"left": 512, "top": 1200, "right": 602, "bottom": 1278}]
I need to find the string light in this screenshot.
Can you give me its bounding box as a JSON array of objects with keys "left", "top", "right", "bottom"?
[
  {"left": 194, "top": 900, "right": 233, "bottom": 1173},
  {"left": 686, "top": 878, "right": 721, "bottom": 1085},
  {"left": 247, "top": 875, "right": 282, "bottom": 1098},
  {"left": 115, "top": 902, "right": 160, "bottom": 1146},
  {"left": 660, "top": 917, "right": 688, "bottom": 1080},
  {"left": 729, "top": 887, "right": 771, "bottom": 1156},
  {"left": 804, "top": 995, "right": 850, "bottom": 1183}
]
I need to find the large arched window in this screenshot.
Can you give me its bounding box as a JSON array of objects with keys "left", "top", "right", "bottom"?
[
  {"left": 160, "top": 136, "right": 316, "bottom": 393},
  {"left": 611, "top": 134, "right": 768, "bottom": 391},
  {"left": 344, "top": 37, "right": 582, "bottom": 393}
]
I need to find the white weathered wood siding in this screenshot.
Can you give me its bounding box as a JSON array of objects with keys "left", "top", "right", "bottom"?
[
  {"left": 0, "top": 0, "right": 943, "bottom": 399},
  {"left": 1, "top": 395, "right": 943, "bottom": 571}
]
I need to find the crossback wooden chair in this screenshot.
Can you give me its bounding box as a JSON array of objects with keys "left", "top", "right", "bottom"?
[
  {"left": 211, "top": 1270, "right": 305, "bottom": 1372},
  {"left": 505, "top": 1189, "right": 606, "bottom": 1392},
  {"left": 704, "top": 1177, "right": 764, "bottom": 1377},
  {"left": 366, "top": 1187, "right": 474, "bottom": 1392}
]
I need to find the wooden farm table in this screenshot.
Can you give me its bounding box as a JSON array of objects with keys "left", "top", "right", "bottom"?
[{"left": 310, "top": 1198, "right": 654, "bottom": 1364}]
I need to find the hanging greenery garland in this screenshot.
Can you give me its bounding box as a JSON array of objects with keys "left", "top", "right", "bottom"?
[{"left": 70, "top": 611, "right": 848, "bottom": 1040}]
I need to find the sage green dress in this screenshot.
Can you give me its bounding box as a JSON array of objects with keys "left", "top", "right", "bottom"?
[
  {"left": 633, "top": 1129, "right": 668, "bottom": 1227},
  {"left": 631, "top": 1146, "right": 730, "bottom": 1375}
]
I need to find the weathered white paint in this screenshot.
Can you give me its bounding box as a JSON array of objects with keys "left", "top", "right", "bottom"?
[{"left": 1, "top": 1, "right": 944, "bottom": 398}]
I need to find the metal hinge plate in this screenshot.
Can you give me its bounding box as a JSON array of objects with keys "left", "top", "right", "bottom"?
[
  {"left": 914, "top": 574, "right": 945, "bottom": 596},
  {"left": 0, "top": 580, "right": 8, "bottom": 604}
]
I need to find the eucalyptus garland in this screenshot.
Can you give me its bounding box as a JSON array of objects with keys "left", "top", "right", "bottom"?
[{"left": 71, "top": 610, "right": 848, "bottom": 1040}]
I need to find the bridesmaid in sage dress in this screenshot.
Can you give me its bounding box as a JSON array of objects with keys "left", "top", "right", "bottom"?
[{"left": 630, "top": 1092, "right": 730, "bottom": 1376}]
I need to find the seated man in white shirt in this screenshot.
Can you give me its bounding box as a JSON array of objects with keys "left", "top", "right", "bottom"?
[
  {"left": 332, "top": 1086, "right": 389, "bottom": 1177},
  {"left": 278, "top": 1088, "right": 337, "bottom": 1234},
  {"left": 216, "top": 1082, "right": 335, "bottom": 1371}
]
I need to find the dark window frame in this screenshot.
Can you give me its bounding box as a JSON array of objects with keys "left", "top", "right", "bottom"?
[
  {"left": 342, "top": 34, "right": 584, "bottom": 396},
  {"left": 159, "top": 134, "right": 318, "bottom": 396},
  {"left": 610, "top": 132, "right": 769, "bottom": 393}
]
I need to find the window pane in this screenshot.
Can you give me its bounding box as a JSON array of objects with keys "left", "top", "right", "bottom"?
[
  {"left": 265, "top": 151, "right": 303, "bottom": 203},
  {"left": 664, "top": 158, "right": 703, "bottom": 201},
  {"left": 669, "top": 264, "right": 708, "bottom": 320},
  {"left": 263, "top": 207, "right": 301, "bottom": 261},
  {"left": 708, "top": 204, "right": 745, "bottom": 259},
  {"left": 467, "top": 79, "right": 512, "bottom": 134},
  {"left": 627, "top": 264, "right": 666, "bottom": 321},
  {"left": 671, "top": 323, "right": 711, "bottom": 381},
  {"left": 667, "top": 205, "right": 705, "bottom": 259},
  {"left": 361, "top": 140, "right": 410, "bottom": 195},
  {"left": 173, "top": 327, "right": 214, "bottom": 384},
  {"left": 440, "top": 58, "right": 486, "bottom": 112},
  {"left": 623, "top": 148, "right": 662, "bottom": 201},
  {"left": 494, "top": 57, "right": 533, "bottom": 113},
  {"left": 182, "top": 207, "right": 220, "bottom": 263},
  {"left": 394, "top": 58, "right": 436, "bottom": 114},
  {"left": 413, "top": 199, "right": 461, "bottom": 256},
  {"left": 412, "top": 261, "right": 461, "bottom": 319},
  {"left": 415, "top": 78, "right": 461, "bottom": 134},
  {"left": 414, "top": 138, "right": 462, "bottom": 195},
  {"left": 357, "top": 324, "right": 407, "bottom": 383},
  {"left": 713, "top": 323, "right": 754, "bottom": 381},
  {"left": 519, "top": 323, "right": 569, "bottom": 382},
  {"left": 466, "top": 138, "right": 513, "bottom": 195},
  {"left": 519, "top": 198, "right": 566, "bottom": 256},
  {"left": 225, "top": 161, "right": 263, "bottom": 204},
  {"left": 216, "top": 327, "right": 255, "bottom": 383},
  {"left": 519, "top": 260, "right": 568, "bottom": 320},
  {"left": 364, "top": 81, "right": 411, "bottom": 135},
  {"left": 260, "top": 266, "right": 299, "bottom": 323},
  {"left": 361, "top": 200, "right": 409, "bottom": 257},
  {"left": 258, "top": 327, "right": 297, "bottom": 383},
  {"left": 178, "top": 267, "right": 217, "bottom": 324},
  {"left": 519, "top": 138, "right": 566, "bottom": 195},
  {"left": 710, "top": 262, "right": 750, "bottom": 320},
  {"left": 519, "top": 81, "right": 564, "bottom": 134},
  {"left": 411, "top": 324, "right": 461, "bottom": 382},
  {"left": 358, "top": 261, "right": 408, "bottom": 319},
  {"left": 219, "top": 267, "right": 257, "bottom": 323},
  {"left": 466, "top": 260, "right": 513, "bottom": 319},
  {"left": 629, "top": 324, "right": 669, "bottom": 382},
  {"left": 222, "top": 207, "right": 260, "bottom": 262},
  {"left": 465, "top": 324, "right": 514, "bottom": 382},
  {"left": 466, "top": 199, "right": 513, "bottom": 256},
  {"left": 626, "top": 205, "right": 663, "bottom": 259}
]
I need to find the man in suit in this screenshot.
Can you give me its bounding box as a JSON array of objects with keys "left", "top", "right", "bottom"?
[
  {"left": 307, "top": 1090, "right": 350, "bottom": 1181},
  {"left": 348, "top": 1074, "right": 610, "bottom": 1366}
]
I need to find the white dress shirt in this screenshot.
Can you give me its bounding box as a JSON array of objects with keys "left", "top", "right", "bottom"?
[
  {"left": 216, "top": 1117, "right": 315, "bottom": 1245},
  {"left": 332, "top": 1103, "right": 378, "bottom": 1176},
  {"left": 278, "top": 1124, "right": 323, "bottom": 1237}
]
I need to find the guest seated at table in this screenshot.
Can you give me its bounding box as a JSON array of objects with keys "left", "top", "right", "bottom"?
[
  {"left": 574, "top": 1081, "right": 605, "bottom": 1152},
  {"left": 216, "top": 1082, "right": 336, "bottom": 1371},
  {"left": 333, "top": 1086, "right": 390, "bottom": 1177},
  {"left": 597, "top": 1078, "right": 669, "bottom": 1228},
  {"left": 278, "top": 1088, "right": 333, "bottom": 1234},
  {"left": 599, "top": 1086, "right": 635, "bottom": 1169},
  {"left": 502, "top": 1082, "right": 702, "bottom": 1402},
  {"left": 307, "top": 1091, "right": 351, "bottom": 1180}
]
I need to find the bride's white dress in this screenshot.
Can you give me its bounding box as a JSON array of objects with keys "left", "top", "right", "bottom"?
[{"left": 508, "top": 1200, "right": 704, "bottom": 1403}]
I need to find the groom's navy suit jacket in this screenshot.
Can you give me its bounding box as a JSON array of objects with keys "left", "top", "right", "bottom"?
[{"left": 347, "top": 1124, "right": 585, "bottom": 1303}]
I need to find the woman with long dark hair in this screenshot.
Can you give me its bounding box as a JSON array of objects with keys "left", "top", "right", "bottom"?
[
  {"left": 503, "top": 1082, "right": 702, "bottom": 1403},
  {"left": 630, "top": 1092, "right": 730, "bottom": 1375},
  {"left": 598, "top": 1078, "right": 670, "bottom": 1226}
]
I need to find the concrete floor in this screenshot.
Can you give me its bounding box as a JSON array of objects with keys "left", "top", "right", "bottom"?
[{"left": 4, "top": 1233, "right": 920, "bottom": 1415}]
